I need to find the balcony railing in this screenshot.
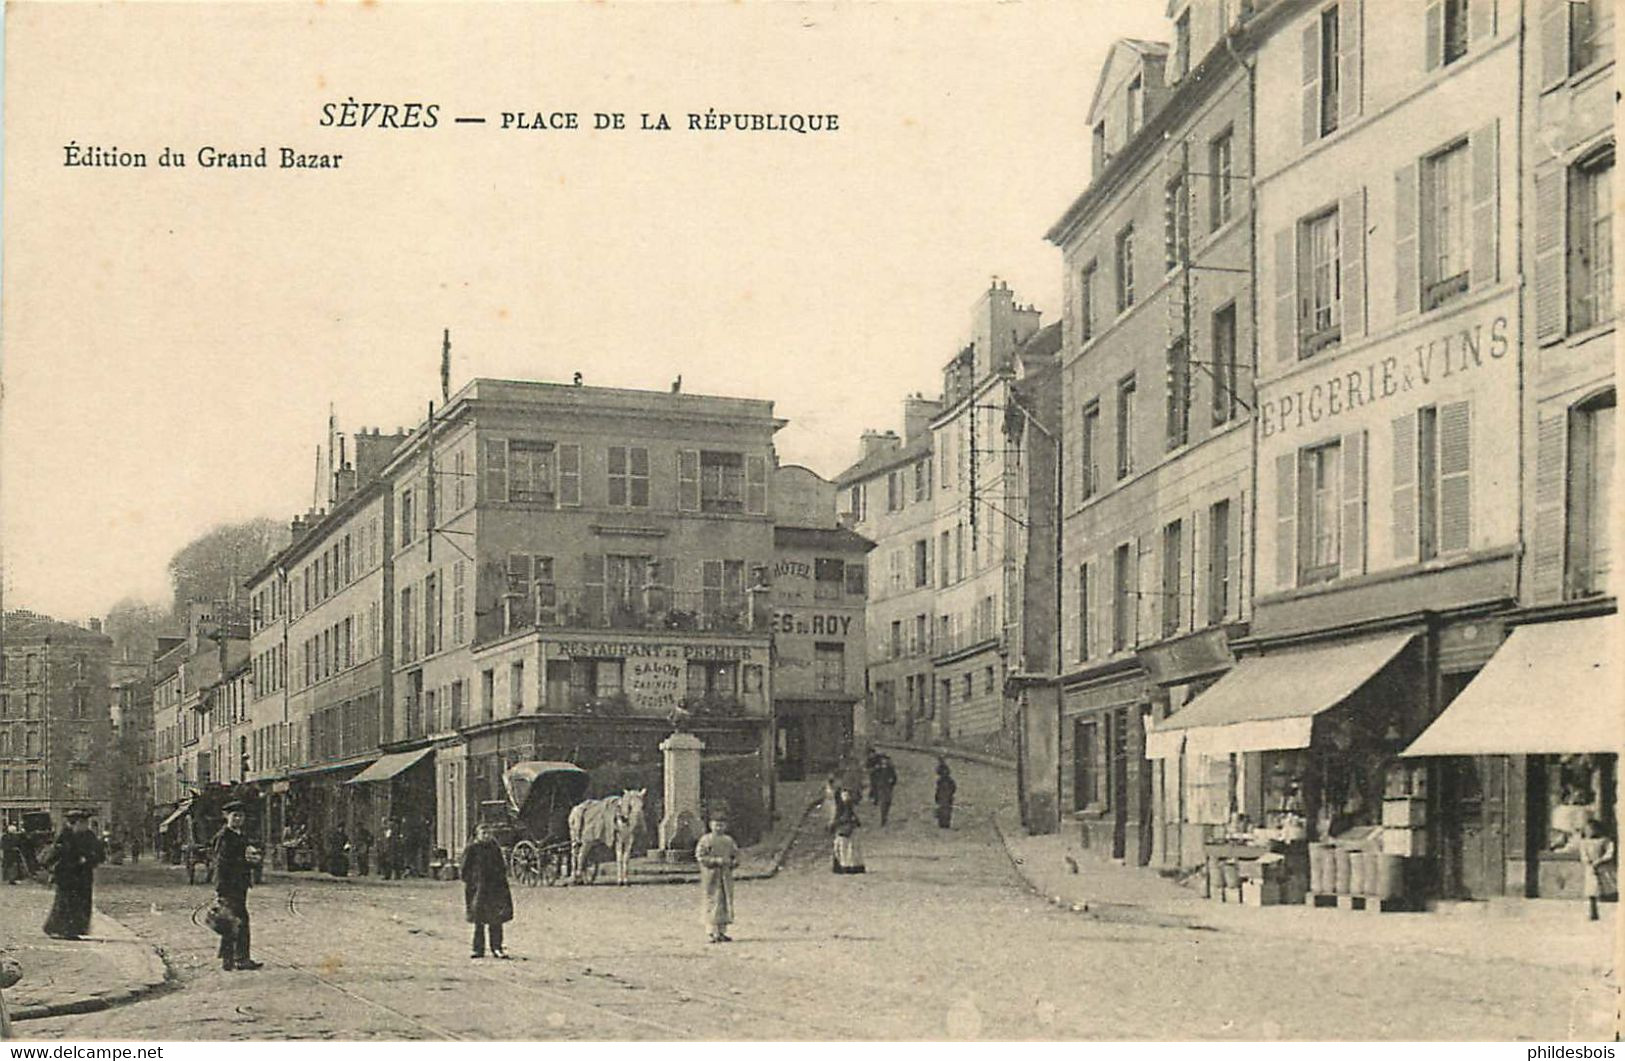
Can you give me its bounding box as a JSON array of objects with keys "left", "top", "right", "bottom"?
[{"left": 489, "top": 587, "right": 772, "bottom": 640}]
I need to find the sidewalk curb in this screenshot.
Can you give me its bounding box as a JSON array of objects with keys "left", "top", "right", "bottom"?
[
  {"left": 10, "top": 922, "right": 172, "bottom": 1023},
  {"left": 988, "top": 809, "right": 1093, "bottom": 916},
  {"left": 874, "top": 740, "right": 1016, "bottom": 772}
]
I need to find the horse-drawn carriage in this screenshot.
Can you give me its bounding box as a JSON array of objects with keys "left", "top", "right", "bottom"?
[
  {"left": 482, "top": 761, "right": 647, "bottom": 887},
  {"left": 483, "top": 761, "right": 591, "bottom": 887}
]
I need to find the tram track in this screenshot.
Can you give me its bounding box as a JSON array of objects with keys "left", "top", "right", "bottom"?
[
  {"left": 282, "top": 884, "right": 696, "bottom": 1039},
  {"left": 182, "top": 892, "right": 468, "bottom": 1041}
]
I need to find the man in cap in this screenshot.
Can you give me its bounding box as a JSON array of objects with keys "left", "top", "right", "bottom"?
[
  {"left": 42, "top": 810, "right": 105, "bottom": 939},
  {"left": 212, "top": 801, "right": 262, "bottom": 971}
]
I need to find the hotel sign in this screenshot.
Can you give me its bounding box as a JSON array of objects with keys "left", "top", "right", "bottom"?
[{"left": 1260, "top": 312, "right": 1510, "bottom": 441}]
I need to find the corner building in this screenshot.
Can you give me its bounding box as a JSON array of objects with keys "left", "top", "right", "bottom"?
[
  {"left": 388, "top": 379, "right": 783, "bottom": 860},
  {"left": 1153, "top": 0, "right": 1525, "bottom": 899}
]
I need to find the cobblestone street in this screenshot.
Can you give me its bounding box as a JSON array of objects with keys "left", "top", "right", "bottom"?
[{"left": 17, "top": 752, "right": 1616, "bottom": 1041}]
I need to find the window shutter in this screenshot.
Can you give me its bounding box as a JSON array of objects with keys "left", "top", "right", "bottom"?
[
  {"left": 583, "top": 554, "right": 605, "bottom": 617},
  {"left": 1180, "top": 514, "right": 1195, "bottom": 636},
  {"left": 483, "top": 438, "right": 508, "bottom": 503},
  {"left": 1539, "top": 0, "right": 1570, "bottom": 89},
  {"left": 1132, "top": 537, "right": 1146, "bottom": 648},
  {"left": 1394, "top": 163, "right": 1420, "bottom": 316},
  {"left": 1274, "top": 227, "right": 1296, "bottom": 364},
  {"left": 1085, "top": 557, "right": 1098, "bottom": 660},
  {"left": 1530, "top": 412, "right": 1569, "bottom": 602},
  {"left": 558, "top": 443, "right": 581, "bottom": 507},
  {"left": 746, "top": 454, "right": 768, "bottom": 515},
  {"left": 1275, "top": 453, "right": 1297, "bottom": 591},
  {"left": 1228, "top": 491, "right": 1245, "bottom": 620},
  {"left": 1424, "top": 0, "right": 1444, "bottom": 70},
  {"left": 1469, "top": 0, "right": 1495, "bottom": 42},
  {"left": 1437, "top": 401, "right": 1472, "bottom": 554},
  {"left": 1340, "top": 430, "right": 1367, "bottom": 578},
  {"left": 1470, "top": 120, "right": 1499, "bottom": 289},
  {"left": 1392, "top": 412, "right": 1419, "bottom": 563},
  {"left": 677, "top": 449, "right": 700, "bottom": 512},
  {"left": 1339, "top": 0, "right": 1363, "bottom": 124},
  {"left": 1533, "top": 165, "right": 1567, "bottom": 344},
  {"left": 1341, "top": 188, "right": 1367, "bottom": 340},
  {"left": 1063, "top": 565, "right": 1079, "bottom": 663},
  {"left": 1301, "top": 21, "right": 1321, "bottom": 146}
]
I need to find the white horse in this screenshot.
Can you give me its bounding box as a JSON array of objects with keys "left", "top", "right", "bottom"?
[{"left": 568, "top": 789, "right": 646, "bottom": 885}]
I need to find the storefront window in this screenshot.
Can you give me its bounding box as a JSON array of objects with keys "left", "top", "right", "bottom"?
[{"left": 1541, "top": 753, "right": 1616, "bottom": 852}]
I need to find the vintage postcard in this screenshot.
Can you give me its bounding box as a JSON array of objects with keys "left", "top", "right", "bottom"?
[{"left": 0, "top": 0, "right": 1617, "bottom": 1045}]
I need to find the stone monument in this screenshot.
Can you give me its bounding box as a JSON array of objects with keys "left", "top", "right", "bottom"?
[{"left": 658, "top": 731, "right": 705, "bottom": 858}]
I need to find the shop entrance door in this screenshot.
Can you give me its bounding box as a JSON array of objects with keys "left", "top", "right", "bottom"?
[
  {"left": 1434, "top": 671, "right": 1508, "bottom": 898},
  {"left": 777, "top": 718, "right": 807, "bottom": 781},
  {"left": 1111, "top": 707, "right": 1129, "bottom": 861}
]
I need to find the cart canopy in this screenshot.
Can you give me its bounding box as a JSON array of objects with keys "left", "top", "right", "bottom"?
[{"left": 502, "top": 761, "right": 590, "bottom": 819}]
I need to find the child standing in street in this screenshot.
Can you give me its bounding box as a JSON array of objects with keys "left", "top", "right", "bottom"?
[
  {"left": 1578, "top": 819, "right": 1616, "bottom": 922},
  {"left": 695, "top": 810, "right": 739, "bottom": 944}
]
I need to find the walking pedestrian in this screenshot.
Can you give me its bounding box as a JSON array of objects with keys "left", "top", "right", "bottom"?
[
  {"left": 327, "top": 827, "right": 349, "bottom": 877},
  {"left": 1, "top": 825, "right": 23, "bottom": 884},
  {"left": 355, "top": 826, "right": 373, "bottom": 877},
  {"left": 695, "top": 809, "right": 739, "bottom": 944},
  {"left": 377, "top": 821, "right": 400, "bottom": 880},
  {"left": 872, "top": 754, "right": 898, "bottom": 827},
  {"left": 865, "top": 748, "right": 885, "bottom": 805},
  {"left": 822, "top": 773, "right": 841, "bottom": 831},
  {"left": 461, "top": 823, "right": 513, "bottom": 959},
  {"left": 1578, "top": 819, "right": 1616, "bottom": 922},
  {"left": 42, "top": 810, "right": 105, "bottom": 940},
  {"left": 213, "top": 801, "right": 263, "bottom": 971},
  {"left": 831, "top": 788, "right": 866, "bottom": 874},
  {"left": 934, "top": 759, "right": 957, "bottom": 829}
]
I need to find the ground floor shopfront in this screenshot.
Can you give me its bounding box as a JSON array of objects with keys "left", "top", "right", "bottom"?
[
  {"left": 1140, "top": 558, "right": 1616, "bottom": 903},
  {"left": 774, "top": 696, "right": 856, "bottom": 781},
  {"left": 1059, "top": 660, "right": 1154, "bottom": 866},
  {"left": 1405, "top": 602, "right": 1620, "bottom": 901}
]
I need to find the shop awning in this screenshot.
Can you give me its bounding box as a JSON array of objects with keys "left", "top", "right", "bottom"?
[
  {"left": 159, "top": 800, "right": 192, "bottom": 831},
  {"left": 1145, "top": 631, "right": 1417, "bottom": 759},
  {"left": 345, "top": 747, "right": 433, "bottom": 785},
  {"left": 1402, "top": 615, "right": 1622, "bottom": 757}
]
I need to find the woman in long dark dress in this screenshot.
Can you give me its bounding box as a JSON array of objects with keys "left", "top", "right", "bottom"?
[
  {"left": 42, "top": 810, "right": 105, "bottom": 940},
  {"left": 460, "top": 823, "right": 513, "bottom": 959}
]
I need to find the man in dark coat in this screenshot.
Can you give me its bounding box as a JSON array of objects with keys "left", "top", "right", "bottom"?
[
  {"left": 213, "top": 802, "right": 263, "bottom": 971},
  {"left": 460, "top": 823, "right": 513, "bottom": 959},
  {"left": 872, "top": 754, "right": 899, "bottom": 826},
  {"left": 42, "top": 810, "right": 105, "bottom": 939},
  {"left": 934, "top": 759, "right": 957, "bottom": 829},
  {"left": 377, "top": 821, "right": 399, "bottom": 880}
]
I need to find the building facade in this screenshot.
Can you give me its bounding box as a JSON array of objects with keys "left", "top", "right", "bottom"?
[
  {"left": 835, "top": 399, "right": 939, "bottom": 744},
  {"left": 385, "top": 379, "right": 784, "bottom": 859},
  {"left": 1044, "top": 3, "right": 1256, "bottom": 866},
  {"left": 1402, "top": 0, "right": 1617, "bottom": 901},
  {"left": 0, "top": 612, "right": 114, "bottom": 828},
  {"left": 769, "top": 464, "right": 873, "bottom": 780}
]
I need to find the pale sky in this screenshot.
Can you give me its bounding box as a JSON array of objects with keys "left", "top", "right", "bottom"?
[{"left": 1, "top": 0, "right": 1167, "bottom": 621}]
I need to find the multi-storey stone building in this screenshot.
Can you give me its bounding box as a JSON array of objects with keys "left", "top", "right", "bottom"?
[
  {"left": 1403, "top": 0, "right": 1617, "bottom": 901},
  {"left": 767, "top": 464, "right": 873, "bottom": 780},
  {"left": 835, "top": 399, "right": 939, "bottom": 743},
  {"left": 1041, "top": 3, "right": 1255, "bottom": 863},
  {"left": 383, "top": 379, "right": 783, "bottom": 858},
  {"left": 0, "top": 612, "right": 114, "bottom": 829}
]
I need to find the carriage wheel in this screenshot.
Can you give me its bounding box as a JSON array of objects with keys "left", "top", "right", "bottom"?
[{"left": 509, "top": 841, "right": 544, "bottom": 887}]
